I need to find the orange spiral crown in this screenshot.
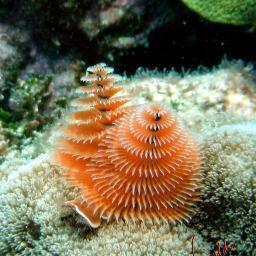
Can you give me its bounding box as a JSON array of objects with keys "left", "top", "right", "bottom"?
[
  {"left": 53, "top": 63, "right": 134, "bottom": 197},
  {"left": 65, "top": 103, "right": 201, "bottom": 227},
  {"left": 53, "top": 63, "right": 201, "bottom": 228}
]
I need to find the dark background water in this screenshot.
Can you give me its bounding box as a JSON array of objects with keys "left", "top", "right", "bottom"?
[
  {"left": 115, "top": 15, "right": 256, "bottom": 73},
  {"left": 0, "top": 0, "right": 255, "bottom": 74}
]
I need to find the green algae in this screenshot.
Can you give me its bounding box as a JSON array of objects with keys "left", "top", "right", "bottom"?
[{"left": 0, "top": 74, "right": 69, "bottom": 152}]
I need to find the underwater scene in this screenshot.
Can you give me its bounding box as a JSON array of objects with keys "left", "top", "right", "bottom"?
[{"left": 0, "top": 1, "right": 256, "bottom": 255}]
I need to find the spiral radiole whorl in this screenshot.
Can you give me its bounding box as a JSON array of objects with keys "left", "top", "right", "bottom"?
[{"left": 79, "top": 103, "right": 201, "bottom": 226}]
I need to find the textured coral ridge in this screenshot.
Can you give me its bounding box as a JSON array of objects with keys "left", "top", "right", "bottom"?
[
  {"left": 53, "top": 63, "right": 133, "bottom": 227},
  {"left": 71, "top": 103, "right": 201, "bottom": 227}
]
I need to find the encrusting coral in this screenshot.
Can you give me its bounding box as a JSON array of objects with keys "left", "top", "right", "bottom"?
[
  {"left": 194, "top": 121, "right": 256, "bottom": 255},
  {"left": 0, "top": 153, "right": 209, "bottom": 255},
  {"left": 1, "top": 61, "right": 255, "bottom": 255},
  {"left": 53, "top": 63, "right": 201, "bottom": 228},
  {"left": 127, "top": 60, "right": 256, "bottom": 131}
]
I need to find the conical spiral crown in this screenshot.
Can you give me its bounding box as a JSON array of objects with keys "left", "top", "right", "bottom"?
[
  {"left": 66, "top": 103, "right": 201, "bottom": 227},
  {"left": 53, "top": 63, "right": 134, "bottom": 192}
]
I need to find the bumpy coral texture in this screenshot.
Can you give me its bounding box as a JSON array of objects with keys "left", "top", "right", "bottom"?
[
  {"left": 0, "top": 154, "right": 210, "bottom": 256},
  {"left": 127, "top": 61, "right": 256, "bottom": 130},
  {"left": 195, "top": 121, "right": 256, "bottom": 255}
]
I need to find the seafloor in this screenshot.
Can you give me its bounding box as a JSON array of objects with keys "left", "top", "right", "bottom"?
[
  {"left": 0, "top": 60, "right": 255, "bottom": 255},
  {"left": 0, "top": 1, "right": 256, "bottom": 255}
]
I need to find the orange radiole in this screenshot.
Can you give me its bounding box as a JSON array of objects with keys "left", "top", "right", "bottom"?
[{"left": 53, "top": 63, "right": 201, "bottom": 228}]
